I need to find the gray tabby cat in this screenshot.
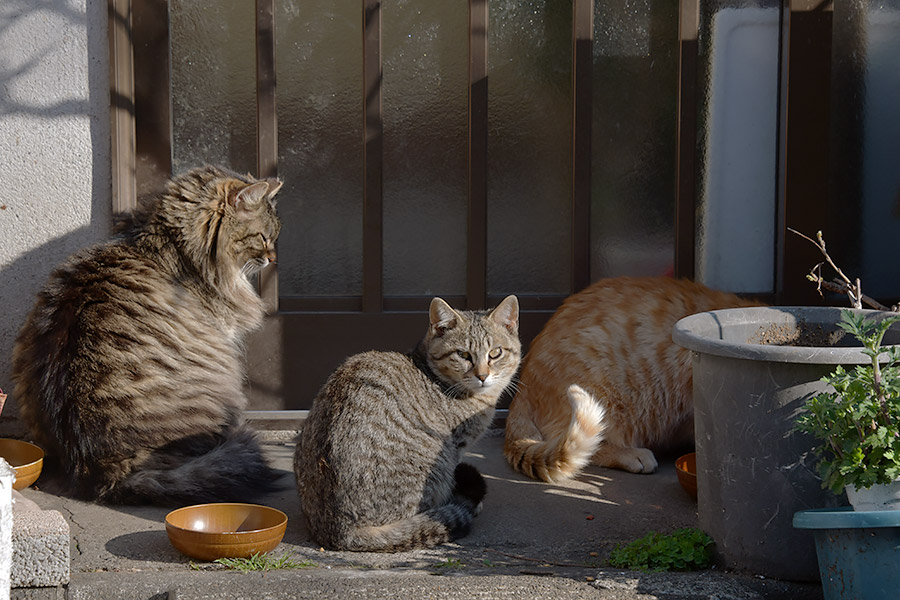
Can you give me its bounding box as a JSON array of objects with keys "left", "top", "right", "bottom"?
[
  {"left": 12, "top": 165, "right": 283, "bottom": 505},
  {"left": 295, "top": 296, "right": 520, "bottom": 552}
]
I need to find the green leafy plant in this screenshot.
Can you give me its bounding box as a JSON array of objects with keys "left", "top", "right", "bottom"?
[
  {"left": 607, "top": 528, "right": 713, "bottom": 572},
  {"left": 795, "top": 309, "right": 900, "bottom": 494},
  {"left": 431, "top": 558, "right": 465, "bottom": 570},
  {"left": 212, "top": 552, "right": 315, "bottom": 573}
]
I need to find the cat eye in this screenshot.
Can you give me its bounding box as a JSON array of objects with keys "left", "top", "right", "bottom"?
[
  {"left": 489, "top": 348, "right": 503, "bottom": 360},
  {"left": 456, "top": 350, "right": 471, "bottom": 361}
]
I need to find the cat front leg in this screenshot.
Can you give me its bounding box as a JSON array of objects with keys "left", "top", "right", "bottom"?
[{"left": 591, "top": 442, "right": 658, "bottom": 474}]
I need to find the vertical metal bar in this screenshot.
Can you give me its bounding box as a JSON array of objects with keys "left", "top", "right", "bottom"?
[
  {"left": 467, "top": 0, "right": 488, "bottom": 310},
  {"left": 256, "top": 0, "right": 279, "bottom": 312},
  {"left": 777, "top": 0, "right": 833, "bottom": 304},
  {"left": 674, "top": 0, "right": 699, "bottom": 280},
  {"left": 363, "top": 0, "right": 384, "bottom": 313},
  {"left": 571, "top": 0, "right": 592, "bottom": 293},
  {"left": 775, "top": 0, "right": 790, "bottom": 301},
  {"left": 108, "top": 0, "right": 137, "bottom": 215}
]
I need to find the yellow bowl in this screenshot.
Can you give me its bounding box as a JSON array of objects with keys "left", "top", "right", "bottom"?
[
  {"left": 676, "top": 452, "right": 697, "bottom": 501},
  {"left": 0, "top": 439, "right": 44, "bottom": 490},
  {"left": 165, "top": 503, "right": 287, "bottom": 561}
]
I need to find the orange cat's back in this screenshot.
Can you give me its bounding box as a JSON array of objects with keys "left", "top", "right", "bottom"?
[{"left": 504, "top": 276, "right": 762, "bottom": 482}]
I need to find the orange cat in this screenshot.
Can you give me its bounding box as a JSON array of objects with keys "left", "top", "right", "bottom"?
[{"left": 504, "top": 276, "right": 762, "bottom": 482}]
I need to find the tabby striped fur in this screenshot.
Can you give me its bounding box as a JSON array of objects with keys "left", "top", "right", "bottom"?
[
  {"left": 295, "top": 296, "right": 520, "bottom": 552},
  {"left": 12, "top": 165, "right": 283, "bottom": 505}
]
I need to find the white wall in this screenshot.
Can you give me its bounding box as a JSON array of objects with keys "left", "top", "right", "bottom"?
[{"left": 0, "top": 0, "right": 111, "bottom": 435}]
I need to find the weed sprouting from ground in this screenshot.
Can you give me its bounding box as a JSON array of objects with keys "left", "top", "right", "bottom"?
[
  {"left": 607, "top": 528, "right": 714, "bottom": 572},
  {"left": 209, "top": 552, "right": 315, "bottom": 573}
]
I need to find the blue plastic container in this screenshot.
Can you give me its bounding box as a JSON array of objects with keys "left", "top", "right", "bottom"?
[{"left": 793, "top": 507, "right": 900, "bottom": 599}]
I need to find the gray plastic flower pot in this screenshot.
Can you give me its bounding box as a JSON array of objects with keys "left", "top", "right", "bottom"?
[{"left": 672, "top": 306, "right": 900, "bottom": 582}]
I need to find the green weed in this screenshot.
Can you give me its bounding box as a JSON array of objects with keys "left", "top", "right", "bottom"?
[
  {"left": 607, "top": 527, "right": 713, "bottom": 572},
  {"left": 213, "top": 552, "right": 315, "bottom": 573}
]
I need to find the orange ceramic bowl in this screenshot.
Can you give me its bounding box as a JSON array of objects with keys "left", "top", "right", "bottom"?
[
  {"left": 0, "top": 439, "right": 44, "bottom": 490},
  {"left": 676, "top": 452, "right": 697, "bottom": 500},
  {"left": 165, "top": 503, "right": 287, "bottom": 561}
]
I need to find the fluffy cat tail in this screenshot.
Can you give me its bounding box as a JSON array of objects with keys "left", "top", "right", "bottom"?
[
  {"left": 335, "top": 463, "right": 487, "bottom": 552},
  {"left": 101, "top": 425, "right": 286, "bottom": 505},
  {"left": 504, "top": 384, "right": 607, "bottom": 483}
]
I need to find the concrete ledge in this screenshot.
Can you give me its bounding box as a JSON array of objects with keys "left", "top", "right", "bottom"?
[{"left": 10, "top": 491, "right": 69, "bottom": 588}]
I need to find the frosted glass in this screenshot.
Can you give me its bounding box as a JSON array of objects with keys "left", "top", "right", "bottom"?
[
  {"left": 830, "top": 2, "right": 900, "bottom": 299},
  {"left": 382, "top": 1, "right": 468, "bottom": 297},
  {"left": 590, "top": 0, "right": 678, "bottom": 279},
  {"left": 487, "top": 0, "right": 573, "bottom": 296},
  {"left": 695, "top": 2, "right": 779, "bottom": 293},
  {"left": 275, "top": 1, "right": 363, "bottom": 297},
  {"left": 170, "top": 0, "right": 256, "bottom": 175}
]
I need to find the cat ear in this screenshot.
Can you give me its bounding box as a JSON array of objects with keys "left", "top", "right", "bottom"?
[
  {"left": 489, "top": 295, "right": 519, "bottom": 335},
  {"left": 429, "top": 297, "right": 460, "bottom": 337},
  {"left": 264, "top": 177, "right": 283, "bottom": 203},
  {"left": 229, "top": 181, "right": 270, "bottom": 214}
]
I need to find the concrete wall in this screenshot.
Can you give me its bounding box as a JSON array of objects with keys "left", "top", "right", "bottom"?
[{"left": 0, "top": 0, "right": 111, "bottom": 435}]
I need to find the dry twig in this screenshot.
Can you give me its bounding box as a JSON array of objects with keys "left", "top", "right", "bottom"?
[{"left": 788, "top": 228, "right": 895, "bottom": 312}]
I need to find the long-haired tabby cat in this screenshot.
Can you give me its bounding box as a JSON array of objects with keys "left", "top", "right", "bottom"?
[
  {"left": 504, "top": 276, "right": 761, "bottom": 482},
  {"left": 295, "top": 296, "right": 520, "bottom": 552},
  {"left": 12, "top": 165, "right": 283, "bottom": 505}
]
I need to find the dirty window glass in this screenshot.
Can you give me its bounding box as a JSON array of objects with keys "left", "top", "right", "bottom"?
[
  {"left": 275, "top": 0, "right": 364, "bottom": 297},
  {"left": 828, "top": 1, "right": 900, "bottom": 301},
  {"left": 382, "top": 1, "right": 468, "bottom": 297},
  {"left": 169, "top": 0, "right": 256, "bottom": 176},
  {"left": 488, "top": 0, "right": 573, "bottom": 296},
  {"left": 591, "top": 0, "right": 678, "bottom": 280}
]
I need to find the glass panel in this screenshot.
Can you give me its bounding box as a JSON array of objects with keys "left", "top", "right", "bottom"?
[
  {"left": 382, "top": 1, "right": 468, "bottom": 297},
  {"left": 276, "top": 1, "right": 364, "bottom": 297},
  {"left": 829, "top": 1, "right": 900, "bottom": 301},
  {"left": 591, "top": 0, "right": 678, "bottom": 279},
  {"left": 695, "top": 0, "right": 780, "bottom": 293},
  {"left": 169, "top": 0, "right": 256, "bottom": 175},
  {"left": 488, "top": 0, "right": 573, "bottom": 296}
]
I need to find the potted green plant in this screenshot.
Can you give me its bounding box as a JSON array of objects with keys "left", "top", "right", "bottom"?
[
  {"left": 792, "top": 311, "right": 900, "bottom": 599},
  {"left": 671, "top": 230, "right": 900, "bottom": 582},
  {"left": 794, "top": 309, "right": 900, "bottom": 510},
  {"left": 784, "top": 233, "right": 900, "bottom": 599}
]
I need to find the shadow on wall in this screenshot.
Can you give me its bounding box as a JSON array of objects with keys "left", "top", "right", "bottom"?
[
  {"left": 0, "top": 0, "right": 112, "bottom": 436},
  {"left": 0, "top": 227, "right": 110, "bottom": 438}
]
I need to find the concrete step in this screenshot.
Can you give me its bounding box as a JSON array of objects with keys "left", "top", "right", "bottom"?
[{"left": 11, "top": 490, "right": 69, "bottom": 588}]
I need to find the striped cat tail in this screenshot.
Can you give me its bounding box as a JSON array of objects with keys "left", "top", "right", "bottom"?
[
  {"left": 340, "top": 502, "right": 478, "bottom": 552},
  {"left": 333, "top": 464, "right": 487, "bottom": 552},
  {"left": 504, "top": 384, "right": 606, "bottom": 482},
  {"left": 100, "top": 425, "right": 286, "bottom": 505}
]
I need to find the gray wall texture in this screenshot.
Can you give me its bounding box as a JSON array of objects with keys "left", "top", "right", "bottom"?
[{"left": 0, "top": 0, "right": 111, "bottom": 435}]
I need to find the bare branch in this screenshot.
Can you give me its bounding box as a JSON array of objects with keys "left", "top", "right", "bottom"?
[{"left": 788, "top": 227, "right": 896, "bottom": 312}]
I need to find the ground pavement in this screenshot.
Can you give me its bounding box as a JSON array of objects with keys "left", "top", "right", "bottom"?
[{"left": 13, "top": 429, "right": 824, "bottom": 600}]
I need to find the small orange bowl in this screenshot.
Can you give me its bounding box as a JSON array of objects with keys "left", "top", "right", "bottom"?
[
  {"left": 0, "top": 439, "right": 44, "bottom": 490},
  {"left": 165, "top": 503, "right": 287, "bottom": 561},
  {"left": 676, "top": 452, "right": 697, "bottom": 500}
]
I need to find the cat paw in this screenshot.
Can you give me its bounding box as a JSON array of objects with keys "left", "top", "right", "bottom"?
[
  {"left": 619, "top": 447, "right": 658, "bottom": 474},
  {"left": 594, "top": 446, "right": 659, "bottom": 474}
]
